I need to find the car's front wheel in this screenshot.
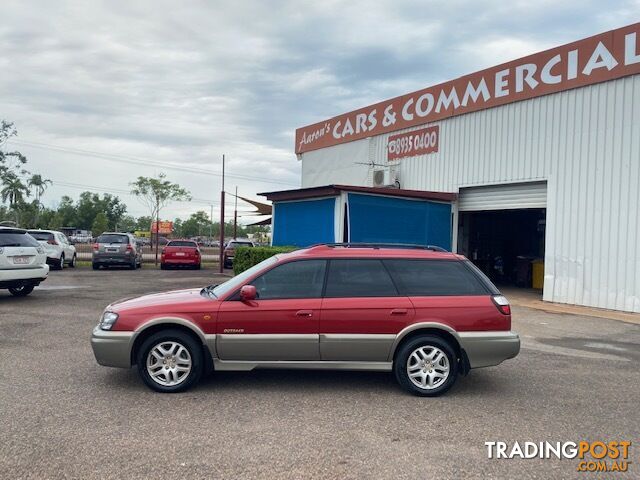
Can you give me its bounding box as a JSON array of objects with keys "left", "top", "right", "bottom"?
[
  {"left": 69, "top": 254, "right": 77, "bottom": 268},
  {"left": 8, "top": 285, "right": 35, "bottom": 297},
  {"left": 57, "top": 254, "right": 65, "bottom": 270},
  {"left": 394, "top": 335, "right": 458, "bottom": 397},
  {"left": 136, "top": 330, "right": 203, "bottom": 393}
]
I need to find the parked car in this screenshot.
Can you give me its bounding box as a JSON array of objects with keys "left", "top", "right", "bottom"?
[
  {"left": 223, "top": 239, "right": 255, "bottom": 268},
  {"left": 0, "top": 227, "right": 49, "bottom": 296},
  {"left": 91, "top": 243, "right": 520, "bottom": 395},
  {"left": 92, "top": 232, "right": 142, "bottom": 270},
  {"left": 161, "top": 240, "right": 201, "bottom": 270},
  {"left": 28, "top": 229, "right": 77, "bottom": 269}
]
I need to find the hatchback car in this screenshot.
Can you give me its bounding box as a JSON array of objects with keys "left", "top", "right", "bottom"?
[
  {"left": 91, "top": 243, "right": 520, "bottom": 396},
  {"left": 161, "top": 240, "right": 201, "bottom": 270},
  {"left": 92, "top": 232, "right": 142, "bottom": 270},
  {"left": 223, "top": 239, "right": 254, "bottom": 268},
  {"left": 0, "top": 227, "right": 49, "bottom": 296},
  {"left": 28, "top": 229, "right": 77, "bottom": 269}
]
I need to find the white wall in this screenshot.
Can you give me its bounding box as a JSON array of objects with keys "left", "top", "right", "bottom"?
[{"left": 300, "top": 75, "right": 640, "bottom": 313}]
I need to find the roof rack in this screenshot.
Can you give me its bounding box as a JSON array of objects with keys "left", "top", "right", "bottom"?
[{"left": 309, "top": 242, "right": 448, "bottom": 252}]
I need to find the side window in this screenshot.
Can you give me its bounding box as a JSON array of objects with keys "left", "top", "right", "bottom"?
[
  {"left": 250, "top": 260, "right": 326, "bottom": 300},
  {"left": 384, "top": 259, "right": 488, "bottom": 296},
  {"left": 325, "top": 259, "right": 398, "bottom": 297}
]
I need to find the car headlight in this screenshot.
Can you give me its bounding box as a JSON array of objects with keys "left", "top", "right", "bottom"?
[{"left": 99, "top": 311, "right": 119, "bottom": 330}]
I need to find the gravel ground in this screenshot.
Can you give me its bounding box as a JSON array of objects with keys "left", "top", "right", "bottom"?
[{"left": 1, "top": 267, "right": 638, "bottom": 479}]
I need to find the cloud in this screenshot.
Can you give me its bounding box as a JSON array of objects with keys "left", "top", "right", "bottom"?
[{"left": 1, "top": 0, "right": 638, "bottom": 219}]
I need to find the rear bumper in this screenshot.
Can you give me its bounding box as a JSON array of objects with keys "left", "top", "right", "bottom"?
[
  {"left": 93, "top": 253, "right": 134, "bottom": 265},
  {"left": 91, "top": 326, "right": 135, "bottom": 368},
  {"left": 458, "top": 331, "right": 520, "bottom": 368},
  {"left": 162, "top": 258, "right": 200, "bottom": 265},
  {"left": 0, "top": 265, "right": 49, "bottom": 288}
]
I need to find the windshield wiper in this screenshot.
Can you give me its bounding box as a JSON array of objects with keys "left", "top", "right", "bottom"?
[{"left": 201, "top": 284, "right": 219, "bottom": 298}]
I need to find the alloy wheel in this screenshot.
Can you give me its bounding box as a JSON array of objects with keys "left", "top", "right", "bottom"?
[
  {"left": 406, "top": 345, "right": 450, "bottom": 390},
  {"left": 146, "top": 341, "right": 192, "bottom": 387}
]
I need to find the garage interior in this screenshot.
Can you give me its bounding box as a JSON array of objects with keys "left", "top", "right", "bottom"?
[{"left": 458, "top": 208, "right": 546, "bottom": 289}]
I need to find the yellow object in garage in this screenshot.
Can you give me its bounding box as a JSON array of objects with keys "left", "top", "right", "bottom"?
[{"left": 532, "top": 259, "right": 544, "bottom": 290}]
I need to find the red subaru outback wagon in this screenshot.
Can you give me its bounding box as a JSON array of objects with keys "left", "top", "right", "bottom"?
[{"left": 91, "top": 244, "right": 520, "bottom": 396}]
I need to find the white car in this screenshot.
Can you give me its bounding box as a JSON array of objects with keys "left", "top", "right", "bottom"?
[
  {"left": 27, "top": 229, "right": 77, "bottom": 270},
  {"left": 0, "top": 227, "right": 49, "bottom": 296}
]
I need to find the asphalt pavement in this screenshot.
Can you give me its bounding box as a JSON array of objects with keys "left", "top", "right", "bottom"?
[{"left": 1, "top": 267, "right": 638, "bottom": 479}]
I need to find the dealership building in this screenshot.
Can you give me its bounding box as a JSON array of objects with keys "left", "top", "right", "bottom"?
[{"left": 261, "top": 23, "right": 640, "bottom": 313}]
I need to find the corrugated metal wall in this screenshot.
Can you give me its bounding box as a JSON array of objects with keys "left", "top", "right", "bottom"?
[{"left": 300, "top": 74, "right": 640, "bottom": 313}]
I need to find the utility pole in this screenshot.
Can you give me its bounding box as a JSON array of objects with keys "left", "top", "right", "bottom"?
[
  {"left": 209, "top": 204, "right": 213, "bottom": 242},
  {"left": 219, "top": 154, "right": 225, "bottom": 273},
  {"left": 233, "top": 186, "right": 238, "bottom": 240},
  {"left": 154, "top": 193, "right": 160, "bottom": 266}
]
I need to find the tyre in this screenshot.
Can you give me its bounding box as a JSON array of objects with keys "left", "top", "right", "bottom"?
[
  {"left": 92, "top": 263, "right": 99, "bottom": 270},
  {"left": 136, "top": 330, "right": 203, "bottom": 393},
  {"left": 56, "top": 254, "right": 65, "bottom": 270},
  {"left": 394, "top": 335, "right": 459, "bottom": 397},
  {"left": 160, "top": 263, "right": 166, "bottom": 270},
  {"left": 9, "top": 285, "right": 35, "bottom": 297},
  {"left": 195, "top": 263, "right": 201, "bottom": 270},
  {"left": 69, "top": 254, "right": 77, "bottom": 268},
  {"left": 130, "top": 258, "right": 137, "bottom": 270}
]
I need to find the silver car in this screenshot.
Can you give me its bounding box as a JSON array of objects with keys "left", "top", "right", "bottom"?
[{"left": 92, "top": 232, "right": 142, "bottom": 270}]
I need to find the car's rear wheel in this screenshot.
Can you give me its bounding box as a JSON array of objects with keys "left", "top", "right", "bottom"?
[
  {"left": 136, "top": 330, "right": 203, "bottom": 393},
  {"left": 92, "top": 262, "right": 99, "bottom": 270},
  {"left": 69, "top": 254, "right": 77, "bottom": 268},
  {"left": 9, "top": 285, "right": 35, "bottom": 297},
  {"left": 394, "top": 335, "right": 458, "bottom": 397}
]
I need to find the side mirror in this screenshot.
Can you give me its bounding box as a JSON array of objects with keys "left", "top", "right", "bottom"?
[{"left": 240, "top": 285, "right": 257, "bottom": 302}]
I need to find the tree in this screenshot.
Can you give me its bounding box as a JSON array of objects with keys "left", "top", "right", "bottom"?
[
  {"left": 0, "top": 121, "right": 28, "bottom": 179},
  {"left": 92, "top": 212, "right": 109, "bottom": 237},
  {"left": 28, "top": 174, "right": 51, "bottom": 225},
  {"left": 1, "top": 173, "right": 30, "bottom": 224},
  {"left": 181, "top": 211, "right": 210, "bottom": 237},
  {"left": 135, "top": 215, "right": 152, "bottom": 231},
  {"left": 118, "top": 215, "right": 137, "bottom": 232},
  {"left": 76, "top": 192, "right": 127, "bottom": 230},
  {"left": 130, "top": 173, "right": 190, "bottom": 263}
]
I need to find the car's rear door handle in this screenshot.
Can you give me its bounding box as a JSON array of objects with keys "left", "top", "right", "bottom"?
[
  {"left": 391, "top": 308, "right": 408, "bottom": 315},
  {"left": 296, "top": 310, "right": 313, "bottom": 317}
]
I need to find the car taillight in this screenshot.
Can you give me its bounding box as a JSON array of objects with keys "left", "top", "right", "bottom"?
[
  {"left": 161, "top": 248, "right": 166, "bottom": 254},
  {"left": 492, "top": 295, "right": 511, "bottom": 315},
  {"left": 126, "top": 244, "right": 133, "bottom": 251},
  {"left": 92, "top": 243, "right": 99, "bottom": 251}
]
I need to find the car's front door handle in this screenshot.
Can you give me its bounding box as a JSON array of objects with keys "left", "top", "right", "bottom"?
[
  {"left": 296, "top": 310, "right": 313, "bottom": 317},
  {"left": 391, "top": 308, "right": 408, "bottom": 315}
]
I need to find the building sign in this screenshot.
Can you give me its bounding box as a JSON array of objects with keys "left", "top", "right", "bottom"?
[
  {"left": 151, "top": 221, "right": 173, "bottom": 234},
  {"left": 296, "top": 22, "right": 640, "bottom": 154},
  {"left": 387, "top": 125, "right": 439, "bottom": 160}
]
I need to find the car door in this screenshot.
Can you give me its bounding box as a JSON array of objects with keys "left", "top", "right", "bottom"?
[
  {"left": 216, "top": 259, "right": 327, "bottom": 361},
  {"left": 58, "top": 233, "right": 74, "bottom": 259},
  {"left": 319, "top": 259, "right": 414, "bottom": 362}
]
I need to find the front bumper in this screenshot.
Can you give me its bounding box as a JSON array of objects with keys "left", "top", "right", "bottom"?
[
  {"left": 458, "top": 331, "right": 520, "bottom": 368},
  {"left": 91, "top": 326, "right": 136, "bottom": 368}
]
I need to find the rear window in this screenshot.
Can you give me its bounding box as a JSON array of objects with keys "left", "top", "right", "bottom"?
[
  {"left": 28, "top": 231, "right": 54, "bottom": 242},
  {"left": 384, "top": 259, "right": 488, "bottom": 296},
  {"left": 167, "top": 241, "right": 197, "bottom": 248},
  {"left": 97, "top": 234, "right": 128, "bottom": 244},
  {"left": 228, "top": 242, "right": 253, "bottom": 248},
  {"left": 325, "top": 259, "right": 398, "bottom": 297},
  {"left": 0, "top": 231, "right": 41, "bottom": 248}
]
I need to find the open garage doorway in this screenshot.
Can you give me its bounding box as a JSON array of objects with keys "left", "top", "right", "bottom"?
[{"left": 456, "top": 182, "right": 547, "bottom": 291}]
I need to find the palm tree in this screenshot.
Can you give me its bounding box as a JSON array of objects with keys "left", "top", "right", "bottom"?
[
  {"left": 28, "top": 174, "right": 51, "bottom": 226},
  {"left": 1, "top": 174, "right": 30, "bottom": 224}
]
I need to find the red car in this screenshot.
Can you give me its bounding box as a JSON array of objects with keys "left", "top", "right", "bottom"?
[
  {"left": 160, "top": 240, "right": 201, "bottom": 270},
  {"left": 92, "top": 243, "right": 520, "bottom": 396}
]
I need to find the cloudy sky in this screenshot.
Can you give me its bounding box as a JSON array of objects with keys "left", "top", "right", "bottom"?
[{"left": 1, "top": 0, "right": 638, "bottom": 221}]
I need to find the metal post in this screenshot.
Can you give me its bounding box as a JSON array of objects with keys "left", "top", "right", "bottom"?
[
  {"left": 219, "top": 155, "right": 225, "bottom": 273},
  {"left": 210, "top": 204, "right": 213, "bottom": 242},
  {"left": 154, "top": 194, "right": 160, "bottom": 266},
  {"left": 233, "top": 186, "right": 238, "bottom": 240}
]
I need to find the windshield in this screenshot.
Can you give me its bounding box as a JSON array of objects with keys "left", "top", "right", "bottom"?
[
  {"left": 228, "top": 242, "right": 253, "bottom": 248},
  {"left": 210, "top": 256, "right": 279, "bottom": 298}
]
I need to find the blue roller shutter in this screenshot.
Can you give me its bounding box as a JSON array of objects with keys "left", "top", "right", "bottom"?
[
  {"left": 347, "top": 193, "right": 451, "bottom": 250},
  {"left": 272, "top": 198, "right": 336, "bottom": 247}
]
